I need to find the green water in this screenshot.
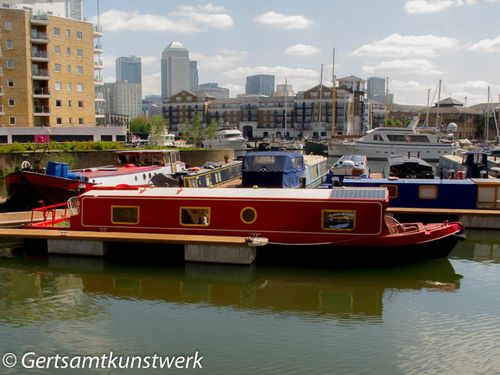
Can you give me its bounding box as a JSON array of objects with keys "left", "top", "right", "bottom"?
[{"left": 0, "top": 230, "right": 499, "bottom": 374}]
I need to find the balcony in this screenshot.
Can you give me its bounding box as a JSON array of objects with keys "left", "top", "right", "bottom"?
[
  {"left": 31, "top": 30, "right": 49, "bottom": 44},
  {"left": 33, "top": 87, "right": 50, "bottom": 98},
  {"left": 32, "top": 69, "right": 50, "bottom": 80},
  {"left": 95, "top": 92, "right": 105, "bottom": 102},
  {"left": 94, "top": 44, "right": 103, "bottom": 53},
  {"left": 94, "top": 76, "right": 104, "bottom": 86},
  {"left": 31, "top": 50, "right": 49, "bottom": 62},
  {"left": 33, "top": 105, "right": 50, "bottom": 116},
  {"left": 94, "top": 60, "right": 103, "bottom": 70},
  {"left": 31, "top": 14, "right": 49, "bottom": 25},
  {"left": 93, "top": 25, "right": 103, "bottom": 37}
]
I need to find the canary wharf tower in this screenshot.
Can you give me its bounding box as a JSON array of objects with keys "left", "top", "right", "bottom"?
[{"left": 161, "top": 41, "right": 190, "bottom": 100}]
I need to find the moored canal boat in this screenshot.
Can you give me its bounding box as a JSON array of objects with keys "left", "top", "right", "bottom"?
[{"left": 31, "top": 186, "right": 464, "bottom": 264}]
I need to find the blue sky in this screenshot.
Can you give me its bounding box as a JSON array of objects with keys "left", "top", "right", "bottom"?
[{"left": 83, "top": 0, "right": 500, "bottom": 105}]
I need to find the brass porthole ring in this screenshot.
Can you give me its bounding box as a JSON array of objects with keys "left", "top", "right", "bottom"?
[{"left": 240, "top": 207, "right": 257, "bottom": 224}]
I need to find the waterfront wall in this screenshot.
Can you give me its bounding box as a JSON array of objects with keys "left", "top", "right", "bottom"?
[{"left": 0, "top": 149, "right": 236, "bottom": 175}]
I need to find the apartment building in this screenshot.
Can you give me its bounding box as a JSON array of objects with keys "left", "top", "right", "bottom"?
[
  {"left": 0, "top": 6, "right": 124, "bottom": 142},
  {"left": 0, "top": 7, "right": 94, "bottom": 136}
]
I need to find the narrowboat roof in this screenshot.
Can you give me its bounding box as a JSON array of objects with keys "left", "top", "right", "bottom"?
[
  {"left": 245, "top": 151, "right": 303, "bottom": 158},
  {"left": 344, "top": 178, "right": 475, "bottom": 186},
  {"left": 82, "top": 187, "right": 388, "bottom": 200},
  {"left": 114, "top": 150, "right": 180, "bottom": 155}
]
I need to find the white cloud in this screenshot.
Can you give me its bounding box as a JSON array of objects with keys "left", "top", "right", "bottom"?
[
  {"left": 362, "top": 59, "right": 443, "bottom": 75},
  {"left": 469, "top": 35, "right": 500, "bottom": 52},
  {"left": 91, "top": 3, "right": 233, "bottom": 33},
  {"left": 190, "top": 49, "right": 248, "bottom": 71},
  {"left": 141, "top": 56, "right": 160, "bottom": 67},
  {"left": 350, "top": 33, "right": 458, "bottom": 58},
  {"left": 254, "top": 11, "right": 314, "bottom": 30},
  {"left": 403, "top": 0, "right": 500, "bottom": 14},
  {"left": 284, "top": 44, "right": 320, "bottom": 56}
]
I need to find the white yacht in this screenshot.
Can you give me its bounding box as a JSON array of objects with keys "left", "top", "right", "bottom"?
[
  {"left": 203, "top": 129, "right": 247, "bottom": 150},
  {"left": 328, "top": 118, "right": 456, "bottom": 161}
]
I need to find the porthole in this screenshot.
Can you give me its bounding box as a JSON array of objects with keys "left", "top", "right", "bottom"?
[{"left": 240, "top": 207, "right": 257, "bottom": 224}]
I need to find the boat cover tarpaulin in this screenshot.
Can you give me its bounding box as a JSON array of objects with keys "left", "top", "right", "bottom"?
[{"left": 242, "top": 152, "right": 305, "bottom": 188}]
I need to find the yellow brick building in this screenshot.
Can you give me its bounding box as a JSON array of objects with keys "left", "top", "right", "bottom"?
[{"left": 0, "top": 7, "right": 95, "bottom": 131}]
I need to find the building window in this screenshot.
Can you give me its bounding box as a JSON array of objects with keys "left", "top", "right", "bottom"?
[
  {"left": 77, "top": 48, "right": 83, "bottom": 57},
  {"left": 55, "top": 99, "right": 62, "bottom": 107},
  {"left": 7, "top": 79, "right": 14, "bottom": 87},
  {"left": 77, "top": 66, "right": 83, "bottom": 75},
  {"left": 54, "top": 63, "right": 61, "bottom": 72},
  {"left": 56, "top": 117, "right": 62, "bottom": 125},
  {"left": 67, "top": 65, "right": 71, "bottom": 73},
  {"left": 78, "top": 118, "right": 84, "bottom": 125},
  {"left": 9, "top": 117, "right": 15, "bottom": 125},
  {"left": 65, "top": 29, "right": 70, "bottom": 37},
  {"left": 78, "top": 100, "right": 83, "bottom": 108},
  {"left": 180, "top": 207, "right": 210, "bottom": 226},
  {"left": 55, "top": 81, "right": 62, "bottom": 91},
  {"left": 8, "top": 98, "right": 15, "bottom": 107},
  {"left": 6, "top": 59, "right": 14, "bottom": 69},
  {"left": 66, "top": 47, "right": 71, "bottom": 55},
  {"left": 77, "top": 83, "right": 83, "bottom": 92},
  {"left": 54, "top": 45, "right": 61, "bottom": 54},
  {"left": 68, "top": 100, "right": 72, "bottom": 107},
  {"left": 4, "top": 21, "right": 12, "bottom": 31},
  {"left": 67, "top": 83, "right": 72, "bottom": 91},
  {"left": 69, "top": 117, "right": 72, "bottom": 124},
  {"left": 6, "top": 40, "right": 13, "bottom": 49},
  {"left": 53, "top": 27, "right": 60, "bottom": 36},
  {"left": 76, "top": 31, "right": 82, "bottom": 40}
]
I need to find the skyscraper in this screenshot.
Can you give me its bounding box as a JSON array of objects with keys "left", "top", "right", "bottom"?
[
  {"left": 2, "top": 0, "right": 83, "bottom": 20},
  {"left": 367, "top": 77, "right": 385, "bottom": 99},
  {"left": 245, "top": 74, "right": 275, "bottom": 96},
  {"left": 116, "top": 56, "right": 142, "bottom": 84},
  {"left": 161, "top": 41, "right": 190, "bottom": 100},
  {"left": 189, "top": 61, "right": 198, "bottom": 92}
]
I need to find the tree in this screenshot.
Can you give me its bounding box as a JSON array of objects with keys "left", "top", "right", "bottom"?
[
  {"left": 148, "top": 115, "right": 168, "bottom": 146},
  {"left": 182, "top": 112, "right": 205, "bottom": 147},
  {"left": 129, "top": 117, "right": 150, "bottom": 134},
  {"left": 205, "top": 119, "right": 219, "bottom": 141}
]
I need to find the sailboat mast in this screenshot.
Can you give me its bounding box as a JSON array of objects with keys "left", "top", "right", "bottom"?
[
  {"left": 486, "top": 86, "right": 490, "bottom": 142},
  {"left": 424, "top": 88, "right": 430, "bottom": 127},
  {"left": 435, "top": 79, "right": 442, "bottom": 128},
  {"left": 330, "top": 47, "right": 336, "bottom": 139},
  {"left": 284, "top": 78, "right": 287, "bottom": 137},
  {"left": 318, "top": 64, "right": 324, "bottom": 124}
]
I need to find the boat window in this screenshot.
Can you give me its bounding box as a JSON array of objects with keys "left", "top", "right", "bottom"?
[
  {"left": 180, "top": 207, "right": 210, "bottom": 226},
  {"left": 381, "top": 185, "right": 398, "bottom": 199},
  {"left": 322, "top": 210, "right": 355, "bottom": 231},
  {"left": 387, "top": 135, "right": 406, "bottom": 142},
  {"left": 111, "top": 206, "right": 139, "bottom": 225},
  {"left": 418, "top": 185, "right": 438, "bottom": 200},
  {"left": 374, "top": 134, "right": 383, "bottom": 141},
  {"left": 240, "top": 207, "right": 257, "bottom": 224},
  {"left": 409, "top": 135, "right": 429, "bottom": 143}
]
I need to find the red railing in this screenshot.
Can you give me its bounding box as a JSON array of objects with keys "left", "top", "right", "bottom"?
[{"left": 30, "top": 202, "right": 69, "bottom": 227}]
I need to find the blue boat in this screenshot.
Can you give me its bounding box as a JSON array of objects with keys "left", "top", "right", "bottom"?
[{"left": 242, "top": 151, "right": 328, "bottom": 188}]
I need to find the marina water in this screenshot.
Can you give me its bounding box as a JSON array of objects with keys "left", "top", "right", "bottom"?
[{"left": 0, "top": 230, "right": 499, "bottom": 374}]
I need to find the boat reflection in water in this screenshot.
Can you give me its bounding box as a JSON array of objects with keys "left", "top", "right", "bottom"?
[
  {"left": 0, "top": 251, "right": 461, "bottom": 323},
  {"left": 450, "top": 230, "right": 500, "bottom": 263}
]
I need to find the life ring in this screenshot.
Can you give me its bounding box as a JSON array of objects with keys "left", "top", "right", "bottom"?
[{"left": 21, "top": 160, "right": 32, "bottom": 169}]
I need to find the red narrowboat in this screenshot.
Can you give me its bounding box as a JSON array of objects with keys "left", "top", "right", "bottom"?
[{"left": 59, "top": 186, "right": 463, "bottom": 264}]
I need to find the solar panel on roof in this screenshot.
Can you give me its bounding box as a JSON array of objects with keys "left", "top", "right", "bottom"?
[{"left": 329, "top": 188, "right": 386, "bottom": 200}]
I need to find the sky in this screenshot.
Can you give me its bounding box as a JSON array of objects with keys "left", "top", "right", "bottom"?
[{"left": 83, "top": 0, "right": 500, "bottom": 105}]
